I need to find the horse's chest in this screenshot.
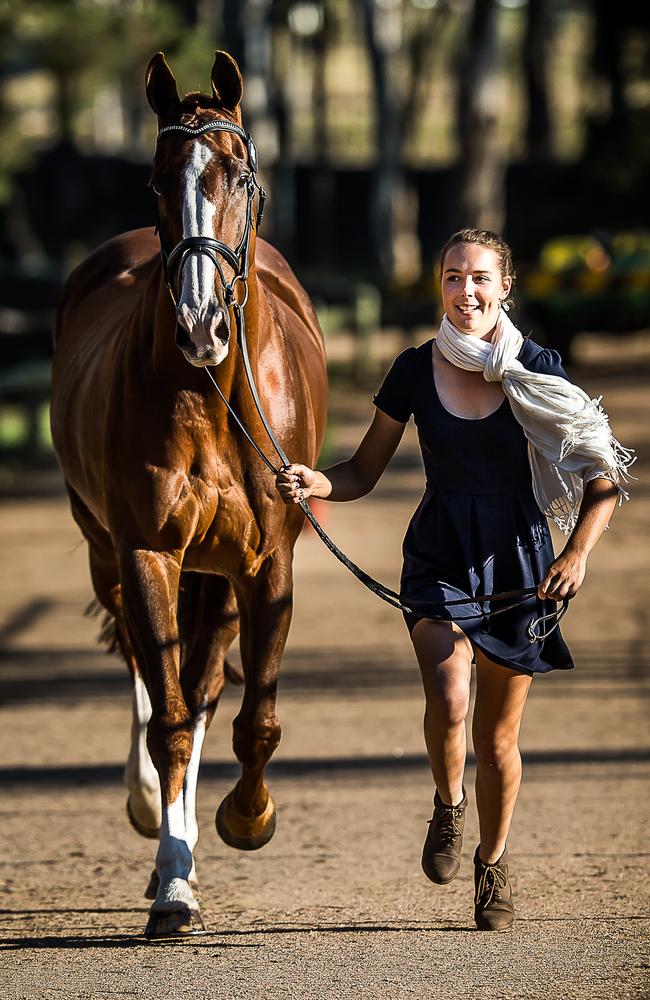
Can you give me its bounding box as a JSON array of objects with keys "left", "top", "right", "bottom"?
[{"left": 185, "top": 479, "right": 278, "bottom": 576}]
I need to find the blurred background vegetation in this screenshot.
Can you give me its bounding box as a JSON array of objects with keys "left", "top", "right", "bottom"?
[{"left": 0, "top": 0, "right": 649, "bottom": 463}]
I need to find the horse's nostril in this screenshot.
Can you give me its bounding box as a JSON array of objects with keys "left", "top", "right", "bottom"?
[{"left": 175, "top": 325, "right": 192, "bottom": 351}]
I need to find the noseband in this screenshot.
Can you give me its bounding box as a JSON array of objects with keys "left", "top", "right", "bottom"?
[{"left": 155, "top": 118, "right": 266, "bottom": 307}]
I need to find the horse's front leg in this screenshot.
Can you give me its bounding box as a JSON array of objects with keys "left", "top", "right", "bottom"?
[
  {"left": 216, "top": 551, "right": 293, "bottom": 851},
  {"left": 119, "top": 547, "right": 203, "bottom": 938}
]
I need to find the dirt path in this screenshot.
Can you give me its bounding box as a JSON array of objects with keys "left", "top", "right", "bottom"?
[{"left": 0, "top": 341, "right": 648, "bottom": 999}]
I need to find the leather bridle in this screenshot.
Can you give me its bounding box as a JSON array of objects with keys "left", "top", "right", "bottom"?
[
  {"left": 154, "top": 118, "right": 266, "bottom": 308},
  {"left": 152, "top": 118, "right": 569, "bottom": 645}
]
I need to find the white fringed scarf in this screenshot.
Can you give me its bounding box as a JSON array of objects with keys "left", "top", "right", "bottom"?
[{"left": 436, "top": 310, "right": 635, "bottom": 534}]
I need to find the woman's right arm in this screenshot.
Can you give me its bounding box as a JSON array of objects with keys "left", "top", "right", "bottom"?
[{"left": 276, "top": 408, "right": 407, "bottom": 504}]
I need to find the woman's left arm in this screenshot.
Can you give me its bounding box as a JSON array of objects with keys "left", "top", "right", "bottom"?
[{"left": 538, "top": 478, "right": 620, "bottom": 601}]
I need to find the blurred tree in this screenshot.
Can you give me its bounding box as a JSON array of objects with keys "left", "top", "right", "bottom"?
[
  {"left": 6, "top": 0, "right": 179, "bottom": 149},
  {"left": 0, "top": 5, "right": 29, "bottom": 207},
  {"left": 360, "top": 0, "right": 403, "bottom": 282},
  {"left": 581, "top": 1, "right": 650, "bottom": 221},
  {"left": 359, "top": 0, "right": 451, "bottom": 285},
  {"left": 222, "top": 0, "right": 247, "bottom": 71},
  {"left": 590, "top": 0, "right": 650, "bottom": 127},
  {"left": 455, "top": 0, "right": 505, "bottom": 232},
  {"left": 523, "top": 0, "right": 553, "bottom": 162}
]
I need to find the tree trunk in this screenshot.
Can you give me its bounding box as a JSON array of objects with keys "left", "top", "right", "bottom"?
[
  {"left": 524, "top": 0, "right": 552, "bottom": 161},
  {"left": 455, "top": 0, "right": 505, "bottom": 232},
  {"left": 222, "top": 0, "right": 247, "bottom": 74},
  {"left": 360, "top": 0, "right": 404, "bottom": 284}
]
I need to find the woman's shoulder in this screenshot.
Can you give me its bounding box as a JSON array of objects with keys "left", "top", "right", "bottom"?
[
  {"left": 393, "top": 338, "right": 434, "bottom": 363},
  {"left": 517, "top": 337, "right": 568, "bottom": 379},
  {"left": 383, "top": 338, "right": 433, "bottom": 378},
  {"left": 373, "top": 339, "right": 433, "bottom": 422}
]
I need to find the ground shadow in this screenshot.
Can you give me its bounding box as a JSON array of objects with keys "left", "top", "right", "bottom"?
[
  {"left": 0, "top": 921, "right": 477, "bottom": 951},
  {"left": 0, "top": 745, "right": 649, "bottom": 790}
]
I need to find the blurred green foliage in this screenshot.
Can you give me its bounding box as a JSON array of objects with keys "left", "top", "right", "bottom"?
[{"left": 0, "top": 0, "right": 209, "bottom": 200}]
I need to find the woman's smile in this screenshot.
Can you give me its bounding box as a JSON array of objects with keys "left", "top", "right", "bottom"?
[{"left": 441, "top": 243, "right": 511, "bottom": 339}]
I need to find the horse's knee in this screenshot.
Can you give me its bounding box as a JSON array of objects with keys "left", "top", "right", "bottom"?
[
  {"left": 146, "top": 715, "right": 194, "bottom": 794},
  {"left": 232, "top": 713, "right": 281, "bottom": 768}
]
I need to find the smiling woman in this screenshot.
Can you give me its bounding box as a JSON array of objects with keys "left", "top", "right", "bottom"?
[
  {"left": 276, "top": 226, "right": 632, "bottom": 932},
  {"left": 440, "top": 231, "right": 514, "bottom": 337}
]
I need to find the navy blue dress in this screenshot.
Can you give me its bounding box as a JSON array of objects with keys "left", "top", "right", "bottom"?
[{"left": 373, "top": 338, "right": 574, "bottom": 674}]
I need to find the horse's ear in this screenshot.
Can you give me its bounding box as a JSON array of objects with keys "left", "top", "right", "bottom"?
[
  {"left": 145, "top": 52, "right": 181, "bottom": 118},
  {"left": 211, "top": 50, "right": 243, "bottom": 111}
]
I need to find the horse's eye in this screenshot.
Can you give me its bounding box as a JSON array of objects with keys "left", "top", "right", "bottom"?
[{"left": 237, "top": 173, "right": 251, "bottom": 189}]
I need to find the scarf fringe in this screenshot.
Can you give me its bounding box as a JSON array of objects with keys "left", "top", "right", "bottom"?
[{"left": 557, "top": 394, "right": 637, "bottom": 486}]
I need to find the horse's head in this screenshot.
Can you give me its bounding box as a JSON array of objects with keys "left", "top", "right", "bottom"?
[{"left": 146, "top": 51, "right": 263, "bottom": 367}]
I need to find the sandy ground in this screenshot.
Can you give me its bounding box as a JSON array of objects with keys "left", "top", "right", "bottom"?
[{"left": 0, "top": 334, "right": 649, "bottom": 999}]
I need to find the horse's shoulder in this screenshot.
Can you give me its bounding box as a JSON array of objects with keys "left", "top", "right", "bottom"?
[{"left": 60, "top": 229, "right": 158, "bottom": 305}]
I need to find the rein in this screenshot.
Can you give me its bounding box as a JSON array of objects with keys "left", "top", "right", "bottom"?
[{"left": 154, "top": 118, "right": 568, "bottom": 645}]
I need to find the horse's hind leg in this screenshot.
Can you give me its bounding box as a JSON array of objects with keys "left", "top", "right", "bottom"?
[
  {"left": 65, "top": 484, "right": 163, "bottom": 839},
  {"left": 216, "top": 551, "right": 292, "bottom": 851},
  {"left": 90, "top": 565, "right": 162, "bottom": 841},
  {"left": 85, "top": 550, "right": 162, "bottom": 840},
  {"left": 125, "top": 668, "right": 162, "bottom": 839}
]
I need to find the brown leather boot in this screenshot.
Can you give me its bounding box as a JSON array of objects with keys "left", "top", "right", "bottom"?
[
  {"left": 473, "top": 846, "right": 515, "bottom": 931},
  {"left": 421, "top": 788, "right": 467, "bottom": 885}
]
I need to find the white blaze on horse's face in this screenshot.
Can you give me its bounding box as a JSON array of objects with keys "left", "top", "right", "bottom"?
[{"left": 176, "top": 140, "right": 230, "bottom": 367}]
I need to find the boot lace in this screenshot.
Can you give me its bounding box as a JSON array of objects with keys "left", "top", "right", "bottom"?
[
  {"left": 475, "top": 861, "right": 508, "bottom": 906},
  {"left": 429, "top": 803, "right": 464, "bottom": 846}
]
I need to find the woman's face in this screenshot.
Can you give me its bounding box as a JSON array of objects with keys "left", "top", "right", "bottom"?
[{"left": 441, "top": 243, "right": 512, "bottom": 339}]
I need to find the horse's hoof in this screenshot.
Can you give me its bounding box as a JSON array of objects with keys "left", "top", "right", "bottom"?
[
  {"left": 126, "top": 795, "right": 161, "bottom": 840},
  {"left": 215, "top": 789, "right": 276, "bottom": 851},
  {"left": 144, "top": 905, "right": 206, "bottom": 940},
  {"left": 144, "top": 869, "right": 200, "bottom": 901}
]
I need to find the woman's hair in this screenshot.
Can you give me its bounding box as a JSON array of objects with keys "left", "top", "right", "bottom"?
[{"left": 439, "top": 228, "right": 516, "bottom": 305}]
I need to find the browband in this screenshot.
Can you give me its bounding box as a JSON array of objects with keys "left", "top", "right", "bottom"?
[{"left": 157, "top": 119, "right": 259, "bottom": 174}]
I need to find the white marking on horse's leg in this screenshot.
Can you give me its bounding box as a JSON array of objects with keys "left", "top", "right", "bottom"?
[
  {"left": 154, "top": 794, "right": 199, "bottom": 912},
  {"left": 124, "top": 672, "right": 161, "bottom": 832},
  {"left": 183, "top": 711, "right": 207, "bottom": 884}
]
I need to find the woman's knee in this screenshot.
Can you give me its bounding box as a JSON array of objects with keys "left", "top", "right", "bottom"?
[
  {"left": 472, "top": 724, "right": 521, "bottom": 768},
  {"left": 425, "top": 685, "right": 470, "bottom": 729},
  {"left": 413, "top": 619, "right": 472, "bottom": 725}
]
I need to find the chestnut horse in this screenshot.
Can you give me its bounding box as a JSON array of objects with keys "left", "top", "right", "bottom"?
[{"left": 50, "top": 51, "right": 327, "bottom": 937}]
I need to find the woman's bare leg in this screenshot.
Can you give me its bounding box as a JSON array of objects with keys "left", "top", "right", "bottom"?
[
  {"left": 472, "top": 650, "right": 533, "bottom": 863},
  {"left": 411, "top": 619, "right": 473, "bottom": 805}
]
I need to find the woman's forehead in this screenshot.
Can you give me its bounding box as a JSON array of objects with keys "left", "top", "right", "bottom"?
[{"left": 443, "top": 243, "right": 501, "bottom": 273}]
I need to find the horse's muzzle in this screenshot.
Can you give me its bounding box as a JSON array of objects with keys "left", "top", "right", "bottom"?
[
  {"left": 176, "top": 324, "right": 230, "bottom": 367},
  {"left": 175, "top": 300, "right": 231, "bottom": 366}
]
